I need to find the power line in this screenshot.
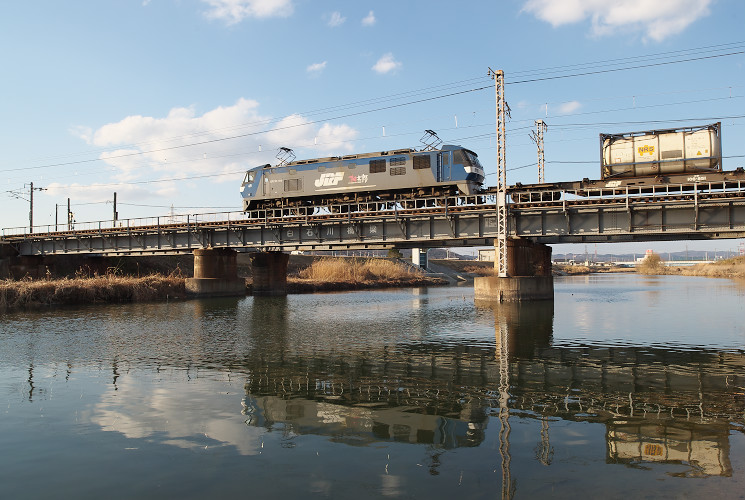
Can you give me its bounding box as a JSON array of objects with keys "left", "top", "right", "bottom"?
[
  {"left": 7, "top": 42, "right": 743, "bottom": 176},
  {"left": 4, "top": 85, "right": 492, "bottom": 174},
  {"left": 3, "top": 42, "right": 743, "bottom": 190},
  {"left": 547, "top": 114, "right": 745, "bottom": 129},
  {"left": 507, "top": 50, "right": 744, "bottom": 85},
  {"left": 507, "top": 41, "right": 744, "bottom": 78},
  {"left": 119, "top": 202, "right": 238, "bottom": 209},
  {"left": 17, "top": 42, "right": 743, "bottom": 169}
]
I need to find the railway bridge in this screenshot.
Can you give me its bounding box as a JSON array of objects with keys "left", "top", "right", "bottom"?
[{"left": 2, "top": 172, "right": 745, "bottom": 295}]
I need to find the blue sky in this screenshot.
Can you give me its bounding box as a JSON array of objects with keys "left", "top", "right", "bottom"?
[{"left": 1, "top": 0, "right": 743, "bottom": 254}]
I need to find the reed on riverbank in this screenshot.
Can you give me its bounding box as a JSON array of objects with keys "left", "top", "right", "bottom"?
[
  {"left": 288, "top": 257, "right": 443, "bottom": 292},
  {"left": 297, "top": 257, "right": 418, "bottom": 281},
  {"left": 0, "top": 274, "right": 185, "bottom": 310},
  {"left": 677, "top": 256, "right": 745, "bottom": 278},
  {"left": 637, "top": 254, "right": 745, "bottom": 278}
]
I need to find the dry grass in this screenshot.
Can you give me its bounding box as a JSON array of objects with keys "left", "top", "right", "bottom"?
[
  {"left": 297, "top": 258, "right": 420, "bottom": 282},
  {"left": 637, "top": 254, "right": 745, "bottom": 278},
  {"left": 288, "top": 257, "right": 445, "bottom": 292},
  {"left": 461, "top": 264, "right": 497, "bottom": 276},
  {"left": 678, "top": 256, "right": 745, "bottom": 278},
  {"left": 0, "top": 274, "right": 185, "bottom": 310}
]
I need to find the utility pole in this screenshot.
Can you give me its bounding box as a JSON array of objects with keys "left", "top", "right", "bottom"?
[
  {"left": 27, "top": 182, "right": 47, "bottom": 233},
  {"left": 30, "top": 182, "right": 34, "bottom": 232},
  {"left": 530, "top": 120, "right": 548, "bottom": 183},
  {"left": 113, "top": 192, "right": 118, "bottom": 224},
  {"left": 489, "top": 68, "right": 509, "bottom": 277}
]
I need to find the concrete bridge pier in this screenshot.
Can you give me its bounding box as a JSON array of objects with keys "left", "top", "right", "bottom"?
[
  {"left": 185, "top": 248, "right": 246, "bottom": 297},
  {"left": 411, "top": 248, "right": 428, "bottom": 270},
  {"left": 474, "top": 239, "right": 554, "bottom": 302},
  {"left": 249, "top": 251, "right": 290, "bottom": 296}
]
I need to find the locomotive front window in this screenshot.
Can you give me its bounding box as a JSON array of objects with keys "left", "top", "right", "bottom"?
[
  {"left": 464, "top": 150, "right": 482, "bottom": 169},
  {"left": 243, "top": 171, "right": 256, "bottom": 185}
]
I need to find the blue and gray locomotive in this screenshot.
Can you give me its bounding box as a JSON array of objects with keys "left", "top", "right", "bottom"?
[{"left": 240, "top": 145, "right": 485, "bottom": 211}]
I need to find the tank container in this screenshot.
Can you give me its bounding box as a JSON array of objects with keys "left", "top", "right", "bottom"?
[{"left": 601, "top": 123, "right": 721, "bottom": 179}]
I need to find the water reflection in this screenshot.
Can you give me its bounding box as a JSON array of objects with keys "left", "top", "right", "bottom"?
[
  {"left": 477, "top": 300, "right": 741, "bottom": 498},
  {"left": 234, "top": 296, "right": 743, "bottom": 488},
  {"left": 1, "top": 282, "right": 743, "bottom": 498}
]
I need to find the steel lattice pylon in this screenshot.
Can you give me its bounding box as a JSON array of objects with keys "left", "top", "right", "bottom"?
[
  {"left": 489, "top": 68, "right": 508, "bottom": 277},
  {"left": 531, "top": 119, "right": 547, "bottom": 184}
]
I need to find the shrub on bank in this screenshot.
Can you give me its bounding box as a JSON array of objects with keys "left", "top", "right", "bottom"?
[{"left": 637, "top": 252, "right": 667, "bottom": 275}]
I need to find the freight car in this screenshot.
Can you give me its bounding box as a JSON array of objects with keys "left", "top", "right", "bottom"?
[
  {"left": 600, "top": 122, "right": 721, "bottom": 179},
  {"left": 240, "top": 145, "right": 485, "bottom": 211},
  {"left": 510, "top": 122, "right": 728, "bottom": 204}
]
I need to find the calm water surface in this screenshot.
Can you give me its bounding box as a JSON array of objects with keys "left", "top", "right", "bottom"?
[{"left": 1, "top": 274, "right": 743, "bottom": 499}]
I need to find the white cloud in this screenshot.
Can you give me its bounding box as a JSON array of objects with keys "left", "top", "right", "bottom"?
[
  {"left": 266, "top": 114, "right": 316, "bottom": 147},
  {"left": 306, "top": 61, "right": 327, "bottom": 74},
  {"left": 372, "top": 53, "right": 402, "bottom": 74},
  {"left": 361, "top": 10, "right": 376, "bottom": 26},
  {"left": 557, "top": 100, "right": 582, "bottom": 114},
  {"left": 327, "top": 11, "right": 346, "bottom": 27},
  {"left": 202, "top": 0, "right": 294, "bottom": 24},
  {"left": 69, "top": 125, "right": 93, "bottom": 144},
  {"left": 315, "top": 123, "right": 359, "bottom": 153},
  {"left": 45, "top": 181, "right": 157, "bottom": 204},
  {"left": 521, "top": 0, "right": 713, "bottom": 41},
  {"left": 68, "top": 98, "right": 359, "bottom": 197}
]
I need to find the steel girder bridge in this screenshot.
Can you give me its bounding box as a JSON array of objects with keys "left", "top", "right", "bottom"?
[{"left": 2, "top": 176, "right": 745, "bottom": 256}]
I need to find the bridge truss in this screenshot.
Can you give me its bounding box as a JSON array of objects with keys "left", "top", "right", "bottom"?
[{"left": 2, "top": 177, "right": 745, "bottom": 256}]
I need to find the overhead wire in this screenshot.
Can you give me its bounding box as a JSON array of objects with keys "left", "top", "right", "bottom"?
[
  {"left": 507, "top": 50, "right": 744, "bottom": 85},
  {"left": 27, "top": 112, "right": 745, "bottom": 189},
  {"left": 6, "top": 41, "right": 743, "bottom": 176},
  {"left": 3, "top": 41, "right": 744, "bottom": 194}
]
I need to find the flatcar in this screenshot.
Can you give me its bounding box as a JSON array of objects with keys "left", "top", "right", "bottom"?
[{"left": 240, "top": 145, "right": 485, "bottom": 211}]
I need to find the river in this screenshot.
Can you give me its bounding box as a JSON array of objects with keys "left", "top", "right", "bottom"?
[{"left": 1, "top": 274, "right": 743, "bottom": 499}]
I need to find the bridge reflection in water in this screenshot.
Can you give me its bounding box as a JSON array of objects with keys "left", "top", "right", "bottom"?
[{"left": 239, "top": 297, "right": 741, "bottom": 489}]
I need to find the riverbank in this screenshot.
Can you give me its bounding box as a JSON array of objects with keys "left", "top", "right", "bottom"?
[
  {"left": 278, "top": 257, "right": 447, "bottom": 293},
  {"left": 0, "top": 258, "right": 445, "bottom": 310},
  {"left": 429, "top": 259, "right": 634, "bottom": 277},
  {"left": 0, "top": 274, "right": 187, "bottom": 310},
  {"left": 638, "top": 255, "right": 745, "bottom": 278}
]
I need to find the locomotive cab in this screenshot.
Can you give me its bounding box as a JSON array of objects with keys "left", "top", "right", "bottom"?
[
  {"left": 240, "top": 164, "right": 268, "bottom": 211},
  {"left": 440, "top": 146, "right": 485, "bottom": 194}
]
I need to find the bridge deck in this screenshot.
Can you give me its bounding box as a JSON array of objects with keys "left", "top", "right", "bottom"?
[{"left": 2, "top": 177, "right": 745, "bottom": 255}]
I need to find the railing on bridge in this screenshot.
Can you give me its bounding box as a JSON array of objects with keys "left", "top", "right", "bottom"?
[
  {"left": 1, "top": 194, "right": 496, "bottom": 239},
  {"left": 509, "top": 177, "right": 745, "bottom": 208}
]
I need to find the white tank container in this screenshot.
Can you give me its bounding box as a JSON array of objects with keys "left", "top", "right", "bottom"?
[{"left": 601, "top": 123, "right": 721, "bottom": 179}]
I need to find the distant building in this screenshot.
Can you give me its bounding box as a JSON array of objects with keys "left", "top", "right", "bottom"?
[{"left": 478, "top": 249, "right": 495, "bottom": 262}]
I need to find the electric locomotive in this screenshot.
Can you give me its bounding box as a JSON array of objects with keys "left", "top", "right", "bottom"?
[{"left": 240, "top": 145, "right": 485, "bottom": 211}]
